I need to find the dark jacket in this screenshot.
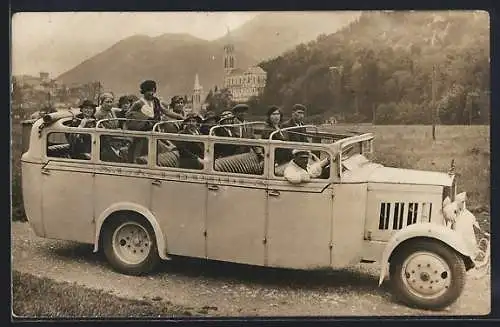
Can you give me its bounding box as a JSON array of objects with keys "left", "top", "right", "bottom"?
[
  {"left": 261, "top": 123, "right": 292, "bottom": 165},
  {"left": 281, "top": 119, "right": 308, "bottom": 142}
]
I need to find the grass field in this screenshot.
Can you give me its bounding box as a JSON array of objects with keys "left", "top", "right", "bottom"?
[
  {"left": 11, "top": 122, "right": 490, "bottom": 224},
  {"left": 12, "top": 271, "right": 203, "bottom": 318},
  {"left": 327, "top": 124, "right": 490, "bottom": 215}
]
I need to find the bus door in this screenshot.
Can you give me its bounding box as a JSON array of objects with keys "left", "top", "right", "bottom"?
[
  {"left": 42, "top": 130, "right": 95, "bottom": 243},
  {"left": 265, "top": 144, "right": 334, "bottom": 269},
  {"left": 150, "top": 135, "right": 207, "bottom": 259},
  {"left": 205, "top": 141, "right": 268, "bottom": 266}
]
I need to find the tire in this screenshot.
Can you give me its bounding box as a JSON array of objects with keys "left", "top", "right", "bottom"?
[
  {"left": 389, "top": 239, "right": 466, "bottom": 310},
  {"left": 102, "top": 216, "right": 160, "bottom": 276}
]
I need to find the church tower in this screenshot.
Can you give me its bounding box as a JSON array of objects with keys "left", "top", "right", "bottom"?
[
  {"left": 192, "top": 73, "right": 203, "bottom": 113},
  {"left": 223, "top": 28, "right": 235, "bottom": 74}
]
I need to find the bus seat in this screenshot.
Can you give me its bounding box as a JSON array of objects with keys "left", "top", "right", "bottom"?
[
  {"left": 47, "top": 143, "right": 71, "bottom": 157},
  {"left": 214, "top": 151, "right": 263, "bottom": 175}
]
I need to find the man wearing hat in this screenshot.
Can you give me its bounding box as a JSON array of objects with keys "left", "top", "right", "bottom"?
[
  {"left": 231, "top": 104, "right": 254, "bottom": 139},
  {"left": 200, "top": 111, "right": 219, "bottom": 135},
  {"left": 283, "top": 149, "right": 323, "bottom": 184},
  {"left": 180, "top": 113, "right": 203, "bottom": 135},
  {"left": 171, "top": 113, "right": 206, "bottom": 169},
  {"left": 214, "top": 110, "right": 236, "bottom": 137},
  {"left": 282, "top": 104, "right": 308, "bottom": 142}
]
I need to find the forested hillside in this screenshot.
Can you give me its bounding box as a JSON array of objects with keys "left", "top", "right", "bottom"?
[{"left": 257, "top": 11, "right": 490, "bottom": 124}]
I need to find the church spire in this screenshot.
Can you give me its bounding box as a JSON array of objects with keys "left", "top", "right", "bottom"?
[
  {"left": 194, "top": 73, "right": 201, "bottom": 90},
  {"left": 223, "top": 26, "right": 235, "bottom": 74}
]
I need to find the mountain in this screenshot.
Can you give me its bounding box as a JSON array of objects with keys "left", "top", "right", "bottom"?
[
  {"left": 215, "top": 12, "right": 359, "bottom": 60},
  {"left": 258, "top": 11, "right": 489, "bottom": 124},
  {"left": 57, "top": 12, "right": 359, "bottom": 97}
]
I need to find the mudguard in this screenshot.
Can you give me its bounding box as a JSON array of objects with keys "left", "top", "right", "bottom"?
[
  {"left": 93, "top": 202, "right": 170, "bottom": 260},
  {"left": 378, "top": 223, "right": 474, "bottom": 285}
]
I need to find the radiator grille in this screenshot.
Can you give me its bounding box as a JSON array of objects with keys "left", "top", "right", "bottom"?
[{"left": 379, "top": 201, "right": 433, "bottom": 230}]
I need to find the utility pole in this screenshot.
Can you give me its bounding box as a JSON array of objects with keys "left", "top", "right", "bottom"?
[{"left": 431, "top": 64, "right": 437, "bottom": 141}]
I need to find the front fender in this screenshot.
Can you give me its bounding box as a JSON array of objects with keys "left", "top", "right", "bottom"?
[
  {"left": 378, "top": 223, "right": 474, "bottom": 285},
  {"left": 93, "top": 202, "right": 170, "bottom": 260}
]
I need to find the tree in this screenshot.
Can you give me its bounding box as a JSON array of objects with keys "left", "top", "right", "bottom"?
[{"left": 206, "top": 88, "right": 234, "bottom": 112}]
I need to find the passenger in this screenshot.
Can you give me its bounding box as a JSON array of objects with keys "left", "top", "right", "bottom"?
[
  {"left": 261, "top": 106, "right": 291, "bottom": 165},
  {"left": 175, "top": 113, "right": 205, "bottom": 169},
  {"left": 70, "top": 99, "right": 97, "bottom": 128},
  {"left": 116, "top": 95, "right": 132, "bottom": 128},
  {"left": 232, "top": 104, "right": 254, "bottom": 139},
  {"left": 67, "top": 99, "right": 97, "bottom": 159},
  {"left": 282, "top": 104, "right": 308, "bottom": 142},
  {"left": 283, "top": 150, "right": 323, "bottom": 184},
  {"left": 170, "top": 96, "right": 186, "bottom": 117},
  {"left": 126, "top": 80, "right": 183, "bottom": 131},
  {"left": 214, "top": 111, "right": 236, "bottom": 137},
  {"left": 261, "top": 106, "right": 286, "bottom": 141},
  {"left": 179, "top": 113, "right": 203, "bottom": 135},
  {"left": 200, "top": 111, "right": 218, "bottom": 135},
  {"left": 95, "top": 92, "right": 120, "bottom": 129}
]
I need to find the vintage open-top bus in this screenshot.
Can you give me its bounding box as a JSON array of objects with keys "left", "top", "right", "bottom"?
[{"left": 20, "top": 109, "right": 488, "bottom": 310}]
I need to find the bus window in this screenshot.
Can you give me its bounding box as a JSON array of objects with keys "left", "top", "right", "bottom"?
[
  {"left": 47, "top": 132, "right": 92, "bottom": 160},
  {"left": 213, "top": 143, "right": 264, "bottom": 175},
  {"left": 100, "top": 135, "right": 148, "bottom": 165},
  {"left": 274, "top": 147, "right": 331, "bottom": 179},
  {"left": 156, "top": 139, "right": 205, "bottom": 170}
]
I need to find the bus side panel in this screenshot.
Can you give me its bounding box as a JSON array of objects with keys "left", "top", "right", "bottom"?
[
  {"left": 94, "top": 172, "right": 152, "bottom": 229},
  {"left": 330, "top": 183, "right": 368, "bottom": 268},
  {"left": 20, "top": 161, "right": 44, "bottom": 237}
]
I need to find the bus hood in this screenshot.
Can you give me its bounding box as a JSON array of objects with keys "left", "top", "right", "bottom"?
[
  {"left": 342, "top": 162, "right": 453, "bottom": 187},
  {"left": 367, "top": 166, "right": 454, "bottom": 186}
]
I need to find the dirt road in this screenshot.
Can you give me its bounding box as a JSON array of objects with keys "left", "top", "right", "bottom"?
[{"left": 11, "top": 222, "right": 491, "bottom": 317}]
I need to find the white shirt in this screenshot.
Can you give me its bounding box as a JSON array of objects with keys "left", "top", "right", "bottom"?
[
  {"left": 139, "top": 97, "right": 155, "bottom": 119},
  {"left": 283, "top": 160, "right": 322, "bottom": 184}
]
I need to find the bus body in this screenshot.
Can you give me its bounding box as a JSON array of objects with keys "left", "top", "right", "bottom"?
[{"left": 20, "top": 109, "right": 484, "bottom": 310}]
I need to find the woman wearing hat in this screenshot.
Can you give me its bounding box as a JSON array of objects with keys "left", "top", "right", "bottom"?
[
  {"left": 261, "top": 106, "right": 286, "bottom": 140},
  {"left": 95, "top": 92, "right": 120, "bottom": 129},
  {"left": 126, "top": 80, "right": 184, "bottom": 131}
]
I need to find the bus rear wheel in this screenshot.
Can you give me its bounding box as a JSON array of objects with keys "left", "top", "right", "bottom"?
[
  {"left": 389, "top": 240, "right": 466, "bottom": 310},
  {"left": 102, "top": 216, "right": 160, "bottom": 275}
]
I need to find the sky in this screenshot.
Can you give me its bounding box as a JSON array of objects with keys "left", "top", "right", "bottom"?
[{"left": 11, "top": 12, "right": 260, "bottom": 76}]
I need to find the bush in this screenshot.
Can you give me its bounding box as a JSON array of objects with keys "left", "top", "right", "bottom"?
[{"left": 12, "top": 173, "right": 26, "bottom": 222}]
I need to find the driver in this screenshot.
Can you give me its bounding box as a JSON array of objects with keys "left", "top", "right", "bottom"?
[{"left": 284, "top": 150, "right": 325, "bottom": 184}]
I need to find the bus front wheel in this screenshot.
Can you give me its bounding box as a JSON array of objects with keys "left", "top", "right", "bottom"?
[
  {"left": 389, "top": 239, "right": 466, "bottom": 310},
  {"left": 102, "top": 216, "right": 160, "bottom": 275}
]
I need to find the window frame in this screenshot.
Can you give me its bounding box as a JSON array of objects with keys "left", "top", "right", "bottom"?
[
  {"left": 208, "top": 138, "right": 269, "bottom": 180},
  {"left": 95, "top": 129, "right": 152, "bottom": 168},
  {"left": 44, "top": 129, "right": 95, "bottom": 163},
  {"left": 268, "top": 141, "right": 336, "bottom": 182},
  {"left": 153, "top": 134, "right": 209, "bottom": 173}
]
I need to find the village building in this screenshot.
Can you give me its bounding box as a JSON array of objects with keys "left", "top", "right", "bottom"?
[{"left": 222, "top": 34, "right": 267, "bottom": 103}]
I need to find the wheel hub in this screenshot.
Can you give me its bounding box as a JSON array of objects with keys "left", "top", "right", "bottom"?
[
  {"left": 402, "top": 251, "right": 452, "bottom": 299},
  {"left": 112, "top": 222, "right": 151, "bottom": 265}
]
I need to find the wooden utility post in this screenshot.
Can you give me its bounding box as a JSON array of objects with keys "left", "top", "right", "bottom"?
[{"left": 431, "top": 65, "right": 437, "bottom": 141}]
